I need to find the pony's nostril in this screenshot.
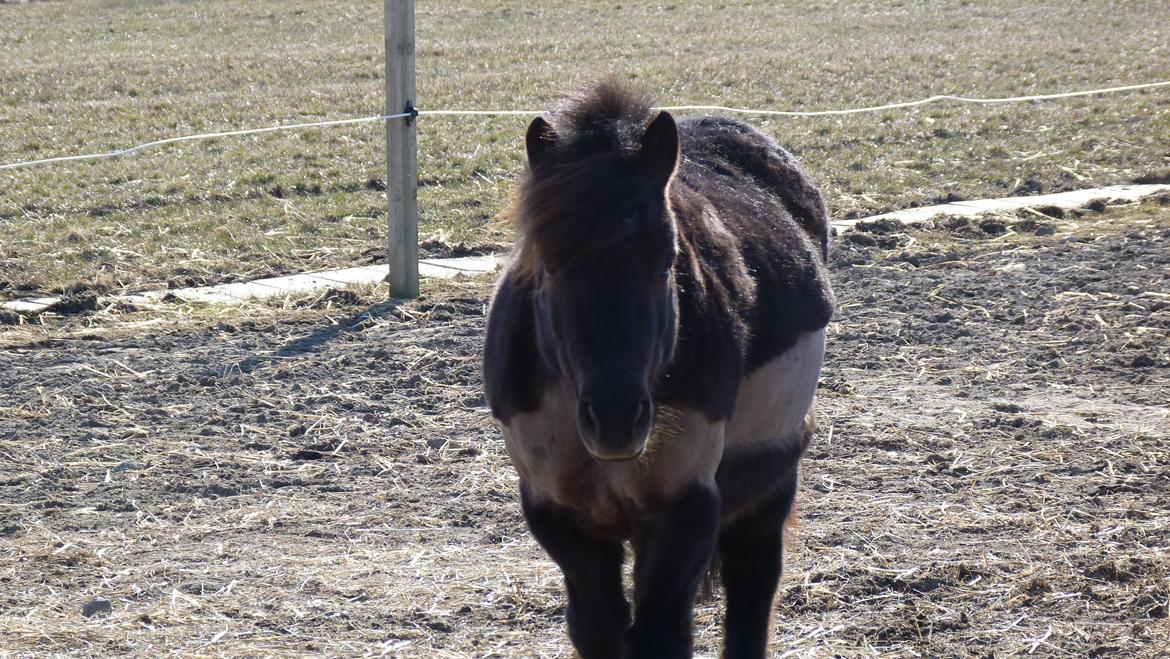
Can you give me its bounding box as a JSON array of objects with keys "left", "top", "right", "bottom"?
[{"left": 577, "top": 400, "right": 598, "bottom": 434}]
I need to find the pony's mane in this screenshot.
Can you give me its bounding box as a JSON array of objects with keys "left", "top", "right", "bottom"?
[{"left": 510, "top": 80, "right": 662, "bottom": 280}]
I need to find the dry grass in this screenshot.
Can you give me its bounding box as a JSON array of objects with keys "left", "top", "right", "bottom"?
[{"left": 2, "top": 201, "right": 1168, "bottom": 656}]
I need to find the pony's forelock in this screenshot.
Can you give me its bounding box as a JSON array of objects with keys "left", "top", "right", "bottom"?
[{"left": 509, "top": 79, "right": 665, "bottom": 279}]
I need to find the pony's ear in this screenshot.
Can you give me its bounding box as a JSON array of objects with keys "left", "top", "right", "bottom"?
[
  {"left": 525, "top": 116, "right": 558, "bottom": 170},
  {"left": 641, "top": 110, "right": 679, "bottom": 188}
]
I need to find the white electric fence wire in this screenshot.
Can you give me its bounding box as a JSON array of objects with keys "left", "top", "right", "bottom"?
[
  {"left": 0, "top": 113, "right": 413, "bottom": 171},
  {"left": 656, "top": 80, "right": 1170, "bottom": 116},
  {"left": 418, "top": 109, "right": 538, "bottom": 116},
  {"left": 2, "top": 80, "right": 1167, "bottom": 171}
]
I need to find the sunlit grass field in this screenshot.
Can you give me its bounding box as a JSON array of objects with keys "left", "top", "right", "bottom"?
[{"left": 2, "top": 0, "right": 1168, "bottom": 296}]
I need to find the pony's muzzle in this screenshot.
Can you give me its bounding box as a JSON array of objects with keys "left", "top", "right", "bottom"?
[{"left": 577, "top": 395, "right": 653, "bottom": 461}]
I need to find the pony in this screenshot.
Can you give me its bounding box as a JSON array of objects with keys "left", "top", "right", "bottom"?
[{"left": 483, "top": 80, "right": 834, "bottom": 659}]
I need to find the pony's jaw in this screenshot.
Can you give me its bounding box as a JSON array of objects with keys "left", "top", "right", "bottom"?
[
  {"left": 583, "top": 442, "right": 646, "bottom": 462},
  {"left": 581, "top": 438, "right": 647, "bottom": 462}
]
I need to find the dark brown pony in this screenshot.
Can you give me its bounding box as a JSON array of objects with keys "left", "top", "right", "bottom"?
[{"left": 484, "top": 80, "right": 834, "bottom": 659}]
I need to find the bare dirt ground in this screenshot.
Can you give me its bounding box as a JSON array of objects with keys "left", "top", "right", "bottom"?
[{"left": 1, "top": 199, "right": 1168, "bottom": 657}]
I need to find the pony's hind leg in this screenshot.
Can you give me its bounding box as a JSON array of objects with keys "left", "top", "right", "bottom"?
[
  {"left": 520, "top": 488, "right": 628, "bottom": 659},
  {"left": 716, "top": 470, "right": 798, "bottom": 659},
  {"left": 627, "top": 483, "right": 721, "bottom": 659}
]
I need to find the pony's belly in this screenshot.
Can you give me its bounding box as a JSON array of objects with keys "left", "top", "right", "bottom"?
[{"left": 725, "top": 329, "right": 825, "bottom": 447}]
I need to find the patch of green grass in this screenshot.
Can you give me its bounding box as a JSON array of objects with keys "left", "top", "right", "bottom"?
[{"left": 2, "top": 0, "right": 1169, "bottom": 296}]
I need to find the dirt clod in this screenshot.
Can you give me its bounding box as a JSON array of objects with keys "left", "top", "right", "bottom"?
[
  {"left": 978, "top": 218, "right": 1007, "bottom": 235},
  {"left": 1131, "top": 354, "right": 1157, "bottom": 368},
  {"left": 81, "top": 598, "right": 112, "bottom": 618},
  {"left": 45, "top": 293, "right": 97, "bottom": 315}
]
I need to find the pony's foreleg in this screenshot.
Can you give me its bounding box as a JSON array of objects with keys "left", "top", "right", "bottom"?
[
  {"left": 626, "top": 483, "right": 720, "bottom": 659},
  {"left": 520, "top": 487, "right": 629, "bottom": 659},
  {"left": 716, "top": 469, "right": 798, "bottom": 659}
]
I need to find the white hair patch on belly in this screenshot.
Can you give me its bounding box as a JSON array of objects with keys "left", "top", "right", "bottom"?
[{"left": 725, "top": 329, "right": 825, "bottom": 447}]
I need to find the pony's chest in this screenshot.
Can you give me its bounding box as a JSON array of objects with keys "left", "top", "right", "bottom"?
[
  {"left": 500, "top": 387, "right": 724, "bottom": 534},
  {"left": 500, "top": 410, "right": 628, "bottom": 532},
  {"left": 497, "top": 330, "right": 824, "bottom": 530}
]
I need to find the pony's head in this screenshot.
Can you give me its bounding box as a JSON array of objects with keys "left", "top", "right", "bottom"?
[{"left": 515, "top": 82, "right": 680, "bottom": 461}]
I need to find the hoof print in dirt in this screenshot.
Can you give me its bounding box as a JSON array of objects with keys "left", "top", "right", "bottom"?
[{"left": 81, "top": 597, "right": 113, "bottom": 618}]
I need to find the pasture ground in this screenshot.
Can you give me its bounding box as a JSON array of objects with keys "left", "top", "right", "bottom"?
[
  {"left": 3, "top": 0, "right": 1170, "bottom": 296},
  {"left": 2, "top": 199, "right": 1168, "bottom": 657}
]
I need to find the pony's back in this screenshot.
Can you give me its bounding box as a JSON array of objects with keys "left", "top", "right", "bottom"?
[{"left": 679, "top": 116, "right": 830, "bottom": 259}]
